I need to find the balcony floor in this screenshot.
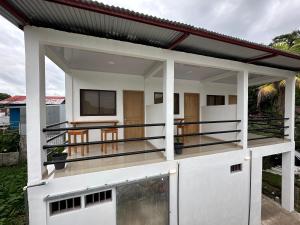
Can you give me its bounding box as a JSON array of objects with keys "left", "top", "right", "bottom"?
[
  {"left": 45, "top": 136, "right": 242, "bottom": 179},
  {"left": 248, "top": 133, "right": 289, "bottom": 148}
]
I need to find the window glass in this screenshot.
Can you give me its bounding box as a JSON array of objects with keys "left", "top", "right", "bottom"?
[
  {"left": 99, "top": 91, "right": 116, "bottom": 115},
  {"left": 80, "top": 90, "right": 116, "bottom": 116},
  {"left": 207, "top": 95, "right": 225, "bottom": 106}
]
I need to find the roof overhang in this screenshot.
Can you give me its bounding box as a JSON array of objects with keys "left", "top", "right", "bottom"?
[{"left": 0, "top": 0, "right": 299, "bottom": 72}]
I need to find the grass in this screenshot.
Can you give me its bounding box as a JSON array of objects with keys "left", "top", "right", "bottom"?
[{"left": 0, "top": 163, "right": 27, "bottom": 225}]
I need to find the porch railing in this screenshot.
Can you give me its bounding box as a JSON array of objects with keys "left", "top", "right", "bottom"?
[
  {"left": 42, "top": 119, "right": 242, "bottom": 166},
  {"left": 248, "top": 116, "right": 289, "bottom": 141}
]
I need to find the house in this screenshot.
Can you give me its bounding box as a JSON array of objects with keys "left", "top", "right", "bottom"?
[
  {"left": 0, "top": 1, "right": 299, "bottom": 225},
  {"left": 0, "top": 95, "right": 65, "bottom": 133}
]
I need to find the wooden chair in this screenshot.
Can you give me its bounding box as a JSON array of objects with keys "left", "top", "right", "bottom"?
[
  {"left": 68, "top": 130, "right": 89, "bottom": 156},
  {"left": 177, "top": 124, "right": 185, "bottom": 143},
  {"left": 101, "top": 128, "right": 118, "bottom": 152}
]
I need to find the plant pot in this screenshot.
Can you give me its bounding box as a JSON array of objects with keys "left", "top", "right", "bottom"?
[
  {"left": 174, "top": 142, "right": 183, "bottom": 155},
  {"left": 52, "top": 153, "right": 68, "bottom": 170}
]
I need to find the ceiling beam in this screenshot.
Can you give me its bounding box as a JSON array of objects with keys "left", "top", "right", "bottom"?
[
  {"left": 202, "top": 71, "right": 235, "bottom": 83},
  {"left": 45, "top": 46, "right": 70, "bottom": 73},
  {"left": 245, "top": 53, "right": 278, "bottom": 63},
  {"left": 0, "top": 0, "right": 29, "bottom": 28},
  {"left": 248, "top": 76, "right": 283, "bottom": 86},
  {"left": 144, "top": 62, "right": 163, "bottom": 79},
  {"left": 168, "top": 33, "right": 189, "bottom": 50}
]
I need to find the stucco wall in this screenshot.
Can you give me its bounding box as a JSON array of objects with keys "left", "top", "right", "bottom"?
[{"left": 178, "top": 150, "right": 250, "bottom": 225}]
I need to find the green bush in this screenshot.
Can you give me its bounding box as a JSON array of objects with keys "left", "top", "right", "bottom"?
[
  {"left": 0, "top": 131, "right": 20, "bottom": 153},
  {"left": 0, "top": 163, "right": 27, "bottom": 225}
]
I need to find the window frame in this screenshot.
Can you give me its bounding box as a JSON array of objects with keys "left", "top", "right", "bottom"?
[
  {"left": 206, "top": 95, "right": 225, "bottom": 106},
  {"left": 80, "top": 89, "right": 117, "bottom": 116}
]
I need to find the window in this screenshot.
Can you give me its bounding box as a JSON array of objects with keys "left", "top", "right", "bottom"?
[
  {"left": 230, "top": 164, "right": 242, "bottom": 173},
  {"left": 85, "top": 190, "right": 112, "bottom": 207},
  {"left": 50, "top": 197, "right": 81, "bottom": 215},
  {"left": 154, "top": 92, "right": 180, "bottom": 114},
  {"left": 80, "top": 89, "right": 116, "bottom": 116},
  {"left": 228, "top": 95, "right": 237, "bottom": 105},
  {"left": 207, "top": 95, "right": 225, "bottom": 106}
]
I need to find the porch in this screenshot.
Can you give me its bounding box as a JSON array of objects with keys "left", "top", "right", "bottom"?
[{"left": 40, "top": 44, "right": 291, "bottom": 179}]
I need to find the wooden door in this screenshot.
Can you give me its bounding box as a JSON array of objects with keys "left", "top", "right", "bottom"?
[
  {"left": 184, "top": 93, "right": 200, "bottom": 134},
  {"left": 123, "top": 90, "right": 145, "bottom": 139}
]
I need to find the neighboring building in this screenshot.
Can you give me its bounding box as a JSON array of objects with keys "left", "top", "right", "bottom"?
[
  {"left": 0, "top": 96, "right": 65, "bottom": 133},
  {"left": 0, "top": 1, "right": 299, "bottom": 225}
]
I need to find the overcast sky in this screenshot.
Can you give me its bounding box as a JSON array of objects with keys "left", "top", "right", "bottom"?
[{"left": 0, "top": 0, "right": 299, "bottom": 96}]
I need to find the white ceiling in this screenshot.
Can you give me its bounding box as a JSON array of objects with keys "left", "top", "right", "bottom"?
[{"left": 47, "top": 45, "right": 285, "bottom": 85}]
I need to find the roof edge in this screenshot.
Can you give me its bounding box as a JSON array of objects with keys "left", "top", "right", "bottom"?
[{"left": 47, "top": 0, "right": 300, "bottom": 61}]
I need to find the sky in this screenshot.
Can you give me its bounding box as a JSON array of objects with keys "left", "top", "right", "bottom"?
[{"left": 0, "top": 0, "right": 299, "bottom": 96}]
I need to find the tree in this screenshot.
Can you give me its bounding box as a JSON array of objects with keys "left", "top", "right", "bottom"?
[
  {"left": 0, "top": 93, "right": 10, "bottom": 101},
  {"left": 256, "top": 30, "right": 300, "bottom": 115}
]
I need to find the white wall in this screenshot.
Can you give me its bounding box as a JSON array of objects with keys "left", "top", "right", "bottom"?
[
  {"left": 145, "top": 103, "right": 165, "bottom": 149},
  {"left": 48, "top": 189, "right": 116, "bottom": 225},
  {"left": 68, "top": 71, "right": 237, "bottom": 142},
  {"left": 70, "top": 70, "right": 145, "bottom": 140},
  {"left": 179, "top": 150, "right": 250, "bottom": 225},
  {"left": 201, "top": 105, "right": 237, "bottom": 140}
]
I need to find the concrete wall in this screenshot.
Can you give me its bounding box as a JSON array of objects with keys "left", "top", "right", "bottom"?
[
  {"left": 179, "top": 150, "right": 250, "bottom": 225},
  {"left": 201, "top": 105, "right": 237, "bottom": 140}
]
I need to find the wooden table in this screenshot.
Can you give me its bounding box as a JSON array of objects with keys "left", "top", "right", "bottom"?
[{"left": 70, "top": 120, "right": 119, "bottom": 127}]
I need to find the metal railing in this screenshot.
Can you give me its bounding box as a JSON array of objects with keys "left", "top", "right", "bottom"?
[
  {"left": 248, "top": 116, "right": 289, "bottom": 141},
  {"left": 42, "top": 119, "right": 242, "bottom": 166}
]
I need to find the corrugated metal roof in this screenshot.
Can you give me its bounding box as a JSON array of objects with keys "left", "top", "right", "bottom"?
[
  {"left": 0, "top": 0, "right": 299, "bottom": 71},
  {"left": 0, "top": 96, "right": 65, "bottom": 105}
]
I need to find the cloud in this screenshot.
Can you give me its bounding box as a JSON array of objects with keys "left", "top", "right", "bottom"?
[{"left": 0, "top": 0, "right": 299, "bottom": 96}]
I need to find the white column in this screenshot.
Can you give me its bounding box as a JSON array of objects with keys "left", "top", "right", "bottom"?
[
  {"left": 237, "top": 70, "right": 248, "bottom": 149},
  {"left": 282, "top": 74, "right": 296, "bottom": 211},
  {"left": 249, "top": 156, "right": 263, "bottom": 225},
  {"left": 282, "top": 150, "right": 295, "bottom": 211},
  {"left": 25, "top": 27, "right": 47, "bottom": 184},
  {"left": 169, "top": 168, "right": 178, "bottom": 225},
  {"left": 65, "top": 73, "right": 73, "bottom": 122},
  {"left": 284, "top": 75, "right": 296, "bottom": 140},
  {"left": 163, "top": 59, "right": 174, "bottom": 160}
]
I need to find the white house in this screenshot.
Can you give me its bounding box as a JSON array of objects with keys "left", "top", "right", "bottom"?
[{"left": 0, "top": 1, "right": 299, "bottom": 225}]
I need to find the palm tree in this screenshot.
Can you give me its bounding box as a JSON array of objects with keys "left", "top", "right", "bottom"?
[{"left": 257, "top": 30, "right": 300, "bottom": 115}]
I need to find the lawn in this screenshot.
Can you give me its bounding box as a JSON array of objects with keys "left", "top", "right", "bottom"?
[{"left": 0, "top": 164, "right": 27, "bottom": 225}]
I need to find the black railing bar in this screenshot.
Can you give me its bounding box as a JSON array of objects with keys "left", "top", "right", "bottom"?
[
  {"left": 248, "top": 122, "right": 286, "bottom": 127},
  {"left": 248, "top": 127, "right": 289, "bottom": 132},
  {"left": 174, "top": 120, "right": 241, "bottom": 126},
  {"left": 248, "top": 118, "right": 289, "bottom": 122},
  {"left": 43, "top": 135, "right": 165, "bottom": 149},
  {"left": 43, "top": 148, "right": 165, "bottom": 166},
  {"left": 43, "top": 122, "right": 166, "bottom": 132},
  {"left": 46, "top": 121, "right": 68, "bottom": 129},
  {"left": 182, "top": 139, "right": 241, "bottom": 149},
  {"left": 248, "top": 126, "right": 289, "bottom": 133},
  {"left": 46, "top": 131, "right": 67, "bottom": 143},
  {"left": 175, "top": 129, "right": 241, "bottom": 138},
  {"left": 248, "top": 135, "right": 288, "bottom": 141},
  {"left": 249, "top": 116, "right": 288, "bottom": 119},
  {"left": 249, "top": 130, "right": 285, "bottom": 136}
]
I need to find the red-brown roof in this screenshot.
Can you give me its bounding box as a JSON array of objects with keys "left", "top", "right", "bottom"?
[{"left": 0, "top": 95, "right": 65, "bottom": 105}]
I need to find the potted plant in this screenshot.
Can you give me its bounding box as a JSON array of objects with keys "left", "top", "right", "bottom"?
[
  {"left": 174, "top": 137, "right": 183, "bottom": 155},
  {"left": 51, "top": 147, "right": 68, "bottom": 170}
]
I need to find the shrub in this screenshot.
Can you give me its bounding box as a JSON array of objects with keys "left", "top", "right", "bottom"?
[{"left": 0, "top": 131, "right": 20, "bottom": 153}]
